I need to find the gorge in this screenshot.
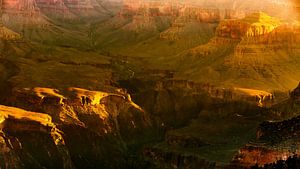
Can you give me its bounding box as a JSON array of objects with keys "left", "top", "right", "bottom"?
[{"left": 0, "top": 0, "right": 300, "bottom": 169}]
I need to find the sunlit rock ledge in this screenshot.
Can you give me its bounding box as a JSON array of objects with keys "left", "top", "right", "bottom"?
[
  {"left": 0, "top": 105, "right": 64, "bottom": 146},
  {"left": 4, "top": 87, "right": 150, "bottom": 136},
  {"left": 0, "top": 105, "right": 53, "bottom": 128}
]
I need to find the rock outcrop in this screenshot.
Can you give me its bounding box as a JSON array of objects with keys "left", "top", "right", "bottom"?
[
  {"left": 5, "top": 87, "right": 149, "bottom": 135},
  {"left": 0, "top": 86, "right": 151, "bottom": 168},
  {"left": 0, "top": 105, "right": 59, "bottom": 135},
  {"left": 0, "top": 105, "right": 72, "bottom": 169}
]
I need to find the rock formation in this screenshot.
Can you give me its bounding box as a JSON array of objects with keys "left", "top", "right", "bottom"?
[
  {"left": 0, "top": 105, "right": 71, "bottom": 168},
  {"left": 0, "top": 85, "right": 151, "bottom": 168},
  {"left": 5, "top": 87, "right": 149, "bottom": 133}
]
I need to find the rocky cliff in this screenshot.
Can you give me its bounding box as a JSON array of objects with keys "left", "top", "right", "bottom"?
[
  {"left": 0, "top": 86, "right": 151, "bottom": 168},
  {"left": 0, "top": 105, "right": 72, "bottom": 169},
  {"left": 4, "top": 87, "right": 149, "bottom": 135}
]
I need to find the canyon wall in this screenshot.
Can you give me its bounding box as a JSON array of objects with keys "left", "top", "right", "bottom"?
[
  {"left": 0, "top": 86, "right": 152, "bottom": 168},
  {"left": 0, "top": 105, "right": 73, "bottom": 169}
]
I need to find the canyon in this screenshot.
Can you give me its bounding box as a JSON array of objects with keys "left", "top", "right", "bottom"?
[{"left": 0, "top": 0, "right": 300, "bottom": 169}]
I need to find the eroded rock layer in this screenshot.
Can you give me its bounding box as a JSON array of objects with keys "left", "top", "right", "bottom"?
[{"left": 0, "top": 85, "right": 151, "bottom": 168}]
